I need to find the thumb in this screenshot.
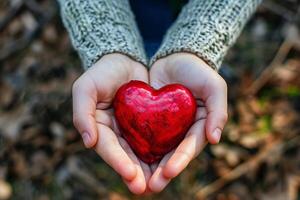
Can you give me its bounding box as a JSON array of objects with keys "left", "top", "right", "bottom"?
[
  {"left": 72, "top": 77, "right": 98, "bottom": 148},
  {"left": 204, "top": 79, "right": 228, "bottom": 144}
]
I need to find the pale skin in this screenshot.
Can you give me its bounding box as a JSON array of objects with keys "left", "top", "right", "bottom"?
[{"left": 72, "top": 52, "right": 228, "bottom": 194}]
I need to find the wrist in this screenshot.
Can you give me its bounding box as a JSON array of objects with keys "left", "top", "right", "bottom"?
[{"left": 151, "top": 52, "right": 213, "bottom": 72}]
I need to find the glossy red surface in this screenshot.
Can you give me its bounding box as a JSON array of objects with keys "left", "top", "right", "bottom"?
[{"left": 113, "top": 80, "right": 197, "bottom": 164}]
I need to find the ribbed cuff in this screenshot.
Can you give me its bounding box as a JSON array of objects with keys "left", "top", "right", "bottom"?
[
  {"left": 151, "top": 0, "right": 262, "bottom": 70},
  {"left": 58, "top": 0, "right": 147, "bottom": 70}
]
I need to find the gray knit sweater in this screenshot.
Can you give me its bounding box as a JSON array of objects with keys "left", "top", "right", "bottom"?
[{"left": 58, "top": 0, "right": 261, "bottom": 70}]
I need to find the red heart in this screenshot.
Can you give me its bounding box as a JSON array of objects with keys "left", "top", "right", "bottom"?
[{"left": 114, "top": 80, "right": 197, "bottom": 164}]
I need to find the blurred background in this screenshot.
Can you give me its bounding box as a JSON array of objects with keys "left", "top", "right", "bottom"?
[{"left": 0, "top": 0, "right": 300, "bottom": 199}]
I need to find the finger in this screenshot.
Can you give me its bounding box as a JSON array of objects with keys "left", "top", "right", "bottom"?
[
  {"left": 150, "top": 163, "right": 159, "bottom": 174},
  {"left": 119, "top": 137, "right": 148, "bottom": 195},
  {"left": 140, "top": 160, "right": 153, "bottom": 195},
  {"left": 124, "top": 151, "right": 152, "bottom": 195},
  {"left": 141, "top": 98, "right": 208, "bottom": 191},
  {"left": 204, "top": 79, "right": 228, "bottom": 144},
  {"left": 159, "top": 107, "right": 206, "bottom": 179},
  {"left": 163, "top": 119, "right": 207, "bottom": 179},
  {"left": 143, "top": 162, "right": 159, "bottom": 195},
  {"left": 95, "top": 109, "right": 113, "bottom": 128},
  {"left": 148, "top": 152, "right": 173, "bottom": 193},
  {"left": 72, "top": 77, "right": 98, "bottom": 148},
  {"left": 196, "top": 106, "right": 207, "bottom": 120},
  {"left": 96, "top": 108, "right": 121, "bottom": 136},
  {"left": 94, "top": 124, "right": 137, "bottom": 181}
]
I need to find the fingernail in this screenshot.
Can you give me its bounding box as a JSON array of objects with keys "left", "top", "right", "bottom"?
[
  {"left": 82, "top": 132, "right": 91, "bottom": 147},
  {"left": 212, "top": 128, "right": 222, "bottom": 143}
]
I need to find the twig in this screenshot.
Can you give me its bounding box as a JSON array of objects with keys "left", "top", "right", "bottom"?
[
  {"left": 247, "top": 1, "right": 300, "bottom": 96},
  {"left": 246, "top": 39, "right": 292, "bottom": 96},
  {"left": 67, "top": 157, "right": 108, "bottom": 196},
  {"left": 194, "top": 134, "right": 300, "bottom": 199}
]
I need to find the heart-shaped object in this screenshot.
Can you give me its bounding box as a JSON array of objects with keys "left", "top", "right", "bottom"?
[{"left": 114, "top": 80, "right": 197, "bottom": 164}]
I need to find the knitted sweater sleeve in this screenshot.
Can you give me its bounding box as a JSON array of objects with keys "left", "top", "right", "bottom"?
[
  {"left": 57, "top": 0, "right": 147, "bottom": 70},
  {"left": 151, "top": 0, "right": 262, "bottom": 70}
]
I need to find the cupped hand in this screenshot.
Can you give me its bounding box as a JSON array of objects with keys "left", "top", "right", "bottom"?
[
  {"left": 72, "top": 53, "right": 151, "bottom": 194},
  {"left": 148, "top": 53, "right": 228, "bottom": 192}
]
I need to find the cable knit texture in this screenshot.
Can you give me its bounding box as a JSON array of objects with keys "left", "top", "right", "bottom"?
[
  {"left": 151, "top": 0, "right": 262, "bottom": 70},
  {"left": 57, "top": 0, "right": 147, "bottom": 70},
  {"left": 58, "top": 0, "right": 261, "bottom": 70}
]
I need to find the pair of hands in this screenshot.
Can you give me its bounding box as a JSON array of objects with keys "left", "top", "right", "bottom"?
[{"left": 72, "top": 53, "right": 228, "bottom": 194}]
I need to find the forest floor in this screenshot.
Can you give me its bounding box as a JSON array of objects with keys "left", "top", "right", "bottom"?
[{"left": 0, "top": 0, "right": 299, "bottom": 199}]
